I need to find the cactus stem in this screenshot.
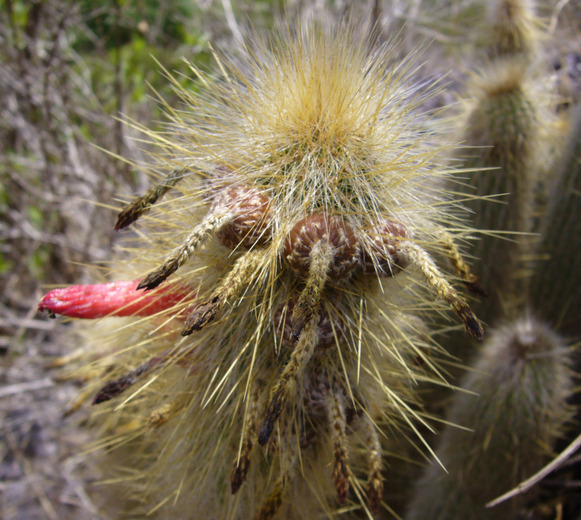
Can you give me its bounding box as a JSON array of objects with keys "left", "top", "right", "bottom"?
[
  {"left": 181, "top": 248, "right": 266, "bottom": 335},
  {"left": 138, "top": 210, "right": 232, "bottom": 291},
  {"left": 115, "top": 167, "right": 188, "bottom": 230},
  {"left": 258, "top": 318, "right": 318, "bottom": 446},
  {"left": 399, "top": 241, "right": 484, "bottom": 339}
]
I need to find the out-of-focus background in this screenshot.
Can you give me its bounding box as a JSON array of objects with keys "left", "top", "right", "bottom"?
[{"left": 0, "top": 1, "right": 579, "bottom": 519}]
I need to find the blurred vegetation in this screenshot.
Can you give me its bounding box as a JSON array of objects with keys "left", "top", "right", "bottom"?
[{"left": 0, "top": 0, "right": 213, "bottom": 313}]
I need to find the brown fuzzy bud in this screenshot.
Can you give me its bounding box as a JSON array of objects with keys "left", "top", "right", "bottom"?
[
  {"left": 284, "top": 214, "right": 360, "bottom": 279},
  {"left": 361, "top": 219, "right": 412, "bottom": 276},
  {"left": 214, "top": 187, "right": 272, "bottom": 249}
]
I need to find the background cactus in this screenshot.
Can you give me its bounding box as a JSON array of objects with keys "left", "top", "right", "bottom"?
[
  {"left": 483, "top": 0, "right": 540, "bottom": 61},
  {"left": 406, "top": 3, "right": 580, "bottom": 519},
  {"left": 405, "top": 317, "right": 573, "bottom": 520},
  {"left": 458, "top": 62, "right": 541, "bottom": 320},
  {"left": 452, "top": 0, "right": 551, "bottom": 323},
  {"left": 530, "top": 105, "right": 581, "bottom": 336}
]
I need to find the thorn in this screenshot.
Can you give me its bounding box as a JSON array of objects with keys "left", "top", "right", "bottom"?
[
  {"left": 231, "top": 449, "right": 251, "bottom": 494},
  {"left": 289, "top": 240, "right": 334, "bottom": 340},
  {"left": 92, "top": 351, "right": 170, "bottom": 404},
  {"left": 464, "top": 278, "right": 488, "bottom": 298},
  {"left": 443, "top": 237, "right": 488, "bottom": 297},
  {"left": 180, "top": 249, "right": 266, "bottom": 335},
  {"left": 93, "top": 377, "right": 133, "bottom": 405},
  {"left": 181, "top": 298, "right": 220, "bottom": 335},
  {"left": 456, "top": 304, "right": 484, "bottom": 340},
  {"left": 254, "top": 479, "right": 285, "bottom": 520},
  {"left": 290, "top": 315, "right": 305, "bottom": 341},
  {"left": 328, "top": 389, "right": 350, "bottom": 504},
  {"left": 399, "top": 241, "right": 484, "bottom": 341},
  {"left": 114, "top": 168, "right": 186, "bottom": 230},
  {"left": 258, "top": 391, "right": 283, "bottom": 446},
  {"left": 137, "top": 265, "right": 178, "bottom": 291},
  {"left": 138, "top": 210, "right": 232, "bottom": 291},
  {"left": 115, "top": 202, "right": 146, "bottom": 231},
  {"left": 258, "top": 318, "right": 318, "bottom": 445}
]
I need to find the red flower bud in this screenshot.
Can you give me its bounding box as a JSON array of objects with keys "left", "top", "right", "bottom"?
[{"left": 38, "top": 280, "right": 189, "bottom": 319}]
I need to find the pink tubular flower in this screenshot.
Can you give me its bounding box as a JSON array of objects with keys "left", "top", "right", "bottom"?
[{"left": 38, "top": 280, "right": 190, "bottom": 319}]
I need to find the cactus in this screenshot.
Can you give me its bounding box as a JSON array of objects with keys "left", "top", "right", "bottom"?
[
  {"left": 459, "top": 61, "right": 542, "bottom": 320},
  {"left": 38, "top": 21, "right": 486, "bottom": 519},
  {"left": 531, "top": 105, "right": 581, "bottom": 336},
  {"left": 453, "top": 0, "right": 551, "bottom": 323},
  {"left": 483, "top": 0, "right": 541, "bottom": 62},
  {"left": 405, "top": 317, "right": 573, "bottom": 520}
]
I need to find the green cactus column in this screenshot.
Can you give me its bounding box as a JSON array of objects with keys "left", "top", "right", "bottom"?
[
  {"left": 460, "top": 63, "right": 541, "bottom": 322},
  {"left": 455, "top": 0, "right": 546, "bottom": 323},
  {"left": 405, "top": 317, "right": 572, "bottom": 520},
  {"left": 531, "top": 105, "right": 581, "bottom": 336}
]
